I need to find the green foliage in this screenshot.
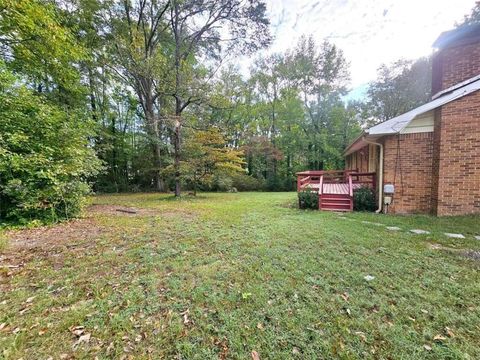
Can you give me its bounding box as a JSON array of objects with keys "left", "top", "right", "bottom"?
[
  {"left": 458, "top": 2, "right": 480, "bottom": 26},
  {"left": 174, "top": 129, "right": 245, "bottom": 195},
  {"left": 0, "top": 0, "right": 85, "bottom": 97},
  {"left": 230, "top": 173, "right": 266, "bottom": 191},
  {"left": 353, "top": 186, "right": 376, "bottom": 212},
  {"left": 363, "top": 58, "right": 432, "bottom": 125},
  {"left": 298, "top": 189, "right": 318, "bottom": 209},
  {"left": 0, "top": 65, "right": 101, "bottom": 223}
]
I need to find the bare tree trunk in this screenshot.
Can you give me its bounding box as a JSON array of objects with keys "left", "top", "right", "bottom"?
[
  {"left": 144, "top": 98, "right": 165, "bottom": 192},
  {"left": 173, "top": 116, "right": 181, "bottom": 197}
]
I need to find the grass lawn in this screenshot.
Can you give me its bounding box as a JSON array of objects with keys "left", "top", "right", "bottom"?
[{"left": 1, "top": 192, "right": 480, "bottom": 359}]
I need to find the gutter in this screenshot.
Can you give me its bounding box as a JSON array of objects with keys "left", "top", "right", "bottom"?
[{"left": 362, "top": 137, "right": 384, "bottom": 213}]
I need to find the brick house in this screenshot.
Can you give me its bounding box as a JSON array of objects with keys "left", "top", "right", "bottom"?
[{"left": 344, "top": 24, "right": 480, "bottom": 216}]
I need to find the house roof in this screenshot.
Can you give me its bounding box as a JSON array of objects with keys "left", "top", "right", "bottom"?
[
  {"left": 433, "top": 24, "right": 480, "bottom": 49},
  {"left": 344, "top": 75, "right": 480, "bottom": 156}
]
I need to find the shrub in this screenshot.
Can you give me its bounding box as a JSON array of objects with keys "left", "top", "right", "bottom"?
[
  {"left": 230, "top": 173, "right": 266, "bottom": 191},
  {"left": 298, "top": 189, "right": 318, "bottom": 209},
  {"left": 212, "top": 174, "right": 234, "bottom": 192},
  {"left": 353, "top": 187, "right": 376, "bottom": 211},
  {"left": 0, "top": 66, "right": 101, "bottom": 224}
]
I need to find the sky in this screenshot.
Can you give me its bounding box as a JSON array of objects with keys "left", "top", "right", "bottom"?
[{"left": 250, "top": 0, "right": 476, "bottom": 98}]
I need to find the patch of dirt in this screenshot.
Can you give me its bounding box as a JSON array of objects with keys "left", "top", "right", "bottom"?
[
  {"left": 461, "top": 250, "right": 480, "bottom": 261},
  {"left": 4, "top": 217, "right": 102, "bottom": 251},
  {"left": 0, "top": 217, "right": 105, "bottom": 283},
  {"left": 1, "top": 204, "right": 197, "bottom": 254},
  {"left": 89, "top": 204, "right": 198, "bottom": 220},
  {"left": 0, "top": 203, "right": 198, "bottom": 275},
  {"left": 88, "top": 204, "right": 158, "bottom": 216},
  {"left": 429, "top": 243, "right": 449, "bottom": 250},
  {"left": 429, "top": 243, "right": 480, "bottom": 262}
]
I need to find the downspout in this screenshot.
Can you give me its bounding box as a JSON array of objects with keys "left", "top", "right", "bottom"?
[{"left": 363, "top": 137, "right": 384, "bottom": 213}]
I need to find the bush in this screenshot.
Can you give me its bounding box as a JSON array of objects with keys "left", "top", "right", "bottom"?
[
  {"left": 353, "top": 187, "right": 376, "bottom": 211},
  {"left": 230, "top": 173, "right": 266, "bottom": 191},
  {"left": 298, "top": 189, "right": 318, "bottom": 209},
  {"left": 0, "top": 66, "right": 101, "bottom": 224},
  {"left": 212, "top": 174, "right": 234, "bottom": 192}
]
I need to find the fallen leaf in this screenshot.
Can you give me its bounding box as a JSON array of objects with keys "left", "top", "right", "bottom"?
[
  {"left": 434, "top": 335, "right": 446, "bottom": 341},
  {"left": 26, "top": 296, "right": 36, "bottom": 303},
  {"left": 106, "top": 342, "right": 114, "bottom": 355},
  {"left": 355, "top": 331, "right": 367, "bottom": 342},
  {"left": 341, "top": 292, "right": 349, "bottom": 302},
  {"left": 256, "top": 322, "right": 264, "bottom": 330},
  {"left": 181, "top": 309, "right": 190, "bottom": 325},
  {"left": 38, "top": 328, "right": 48, "bottom": 335},
  {"left": 445, "top": 327, "right": 455, "bottom": 338},
  {"left": 292, "top": 347, "right": 300, "bottom": 355},
  {"left": 364, "top": 275, "right": 375, "bottom": 281},
  {"left": 70, "top": 326, "right": 85, "bottom": 337},
  {"left": 423, "top": 344, "right": 432, "bottom": 351},
  {"left": 251, "top": 350, "right": 260, "bottom": 360},
  {"left": 73, "top": 333, "right": 91, "bottom": 348},
  {"left": 0, "top": 323, "right": 6, "bottom": 331}
]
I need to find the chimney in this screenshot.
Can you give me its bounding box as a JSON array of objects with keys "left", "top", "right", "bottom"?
[{"left": 431, "top": 24, "right": 480, "bottom": 97}]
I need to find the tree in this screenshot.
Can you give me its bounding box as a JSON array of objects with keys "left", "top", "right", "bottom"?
[
  {"left": 179, "top": 129, "right": 244, "bottom": 196},
  {"left": 364, "top": 57, "right": 432, "bottom": 124},
  {"left": 0, "top": 64, "right": 101, "bottom": 223},
  {"left": 104, "top": 0, "right": 170, "bottom": 192},
  {"left": 0, "top": 0, "right": 101, "bottom": 224},
  {"left": 283, "top": 36, "right": 351, "bottom": 170},
  {"left": 162, "top": 0, "right": 271, "bottom": 197},
  {"left": 0, "top": 0, "right": 85, "bottom": 102},
  {"left": 458, "top": 1, "right": 480, "bottom": 26},
  {"left": 250, "top": 54, "right": 285, "bottom": 183}
]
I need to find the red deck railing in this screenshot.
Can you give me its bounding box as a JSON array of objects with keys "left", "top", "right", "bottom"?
[{"left": 296, "top": 170, "right": 376, "bottom": 193}]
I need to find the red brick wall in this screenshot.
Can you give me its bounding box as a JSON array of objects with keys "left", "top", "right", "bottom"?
[
  {"left": 382, "top": 133, "right": 434, "bottom": 214},
  {"left": 432, "top": 91, "right": 480, "bottom": 216},
  {"left": 432, "top": 41, "right": 480, "bottom": 95}
]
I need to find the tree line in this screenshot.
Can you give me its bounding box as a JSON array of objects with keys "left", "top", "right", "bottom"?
[{"left": 1, "top": 0, "right": 477, "bottom": 224}]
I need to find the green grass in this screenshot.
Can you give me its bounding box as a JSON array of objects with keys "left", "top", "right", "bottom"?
[{"left": 1, "top": 192, "right": 480, "bottom": 359}]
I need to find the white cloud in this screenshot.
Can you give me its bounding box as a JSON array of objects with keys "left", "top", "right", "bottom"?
[{"left": 243, "top": 0, "right": 476, "bottom": 88}]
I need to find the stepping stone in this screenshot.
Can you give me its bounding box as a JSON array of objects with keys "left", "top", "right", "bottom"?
[
  {"left": 362, "top": 220, "right": 385, "bottom": 227},
  {"left": 410, "top": 229, "right": 430, "bottom": 235},
  {"left": 475, "top": 236, "right": 480, "bottom": 240},
  {"left": 444, "top": 233, "right": 465, "bottom": 239},
  {"left": 386, "top": 226, "right": 401, "bottom": 231}
]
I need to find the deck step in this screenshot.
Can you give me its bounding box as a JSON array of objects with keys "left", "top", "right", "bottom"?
[
  {"left": 321, "top": 197, "right": 351, "bottom": 203},
  {"left": 321, "top": 202, "right": 351, "bottom": 208},
  {"left": 321, "top": 207, "right": 351, "bottom": 212},
  {"left": 320, "top": 193, "right": 353, "bottom": 212}
]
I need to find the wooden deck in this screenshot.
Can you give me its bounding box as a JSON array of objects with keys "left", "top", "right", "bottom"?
[
  {"left": 296, "top": 170, "right": 376, "bottom": 211},
  {"left": 305, "top": 183, "right": 363, "bottom": 194}
]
